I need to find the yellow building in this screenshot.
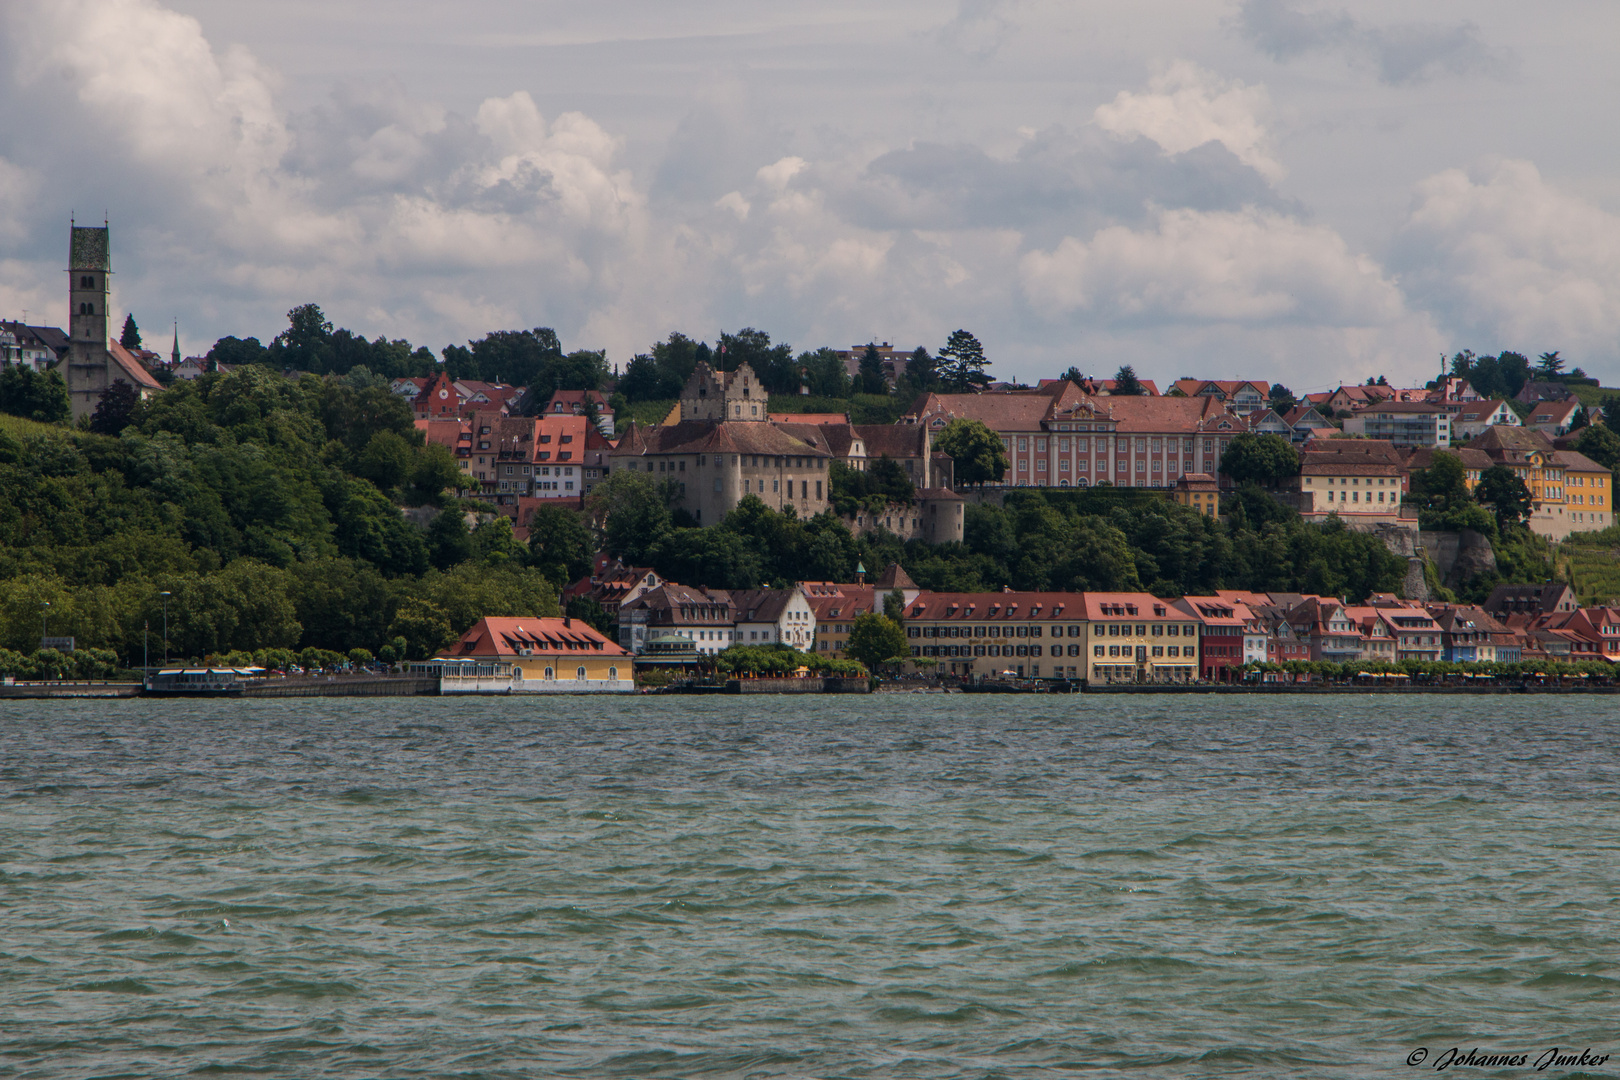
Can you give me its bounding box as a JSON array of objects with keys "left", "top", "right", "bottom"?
[
  {"left": 1465, "top": 427, "right": 1612, "bottom": 538},
  {"left": 1173, "top": 472, "right": 1220, "bottom": 516},
  {"left": 1080, "top": 593, "right": 1200, "bottom": 683},
  {"left": 443, "top": 616, "right": 634, "bottom": 692},
  {"left": 1560, "top": 450, "right": 1611, "bottom": 532}
]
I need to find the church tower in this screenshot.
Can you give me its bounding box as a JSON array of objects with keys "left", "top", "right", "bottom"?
[
  {"left": 55, "top": 221, "right": 160, "bottom": 418},
  {"left": 64, "top": 222, "right": 112, "bottom": 416}
]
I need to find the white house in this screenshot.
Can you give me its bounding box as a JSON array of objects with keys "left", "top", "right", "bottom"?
[
  {"left": 1451, "top": 399, "right": 1521, "bottom": 441},
  {"left": 731, "top": 587, "right": 817, "bottom": 650}
]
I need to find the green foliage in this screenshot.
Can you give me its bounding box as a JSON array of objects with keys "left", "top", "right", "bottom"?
[
  {"left": 565, "top": 595, "right": 615, "bottom": 635},
  {"left": 1574, "top": 424, "right": 1620, "bottom": 470},
  {"left": 0, "top": 366, "right": 70, "bottom": 423},
  {"left": 590, "top": 469, "right": 675, "bottom": 564},
  {"left": 884, "top": 589, "right": 906, "bottom": 621},
  {"left": 1112, "top": 365, "right": 1144, "bottom": 396},
  {"left": 717, "top": 328, "right": 797, "bottom": 394},
  {"left": 1218, "top": 432, "right": 1299, "bottom": 486},
  {"left": 89, "top": 380, "right": 139, "bottom": 436},
  {"left": 936, "top": 330, "right": 990, "bottom": 392},
  {"left": 716, "top": 643, "right": 864, "bottom": 677},
  {"left": 934, "top": 417, "right": 1008, "bottom": 486},
  {"left": 619, "top": 333, "right": 706, "bottom": 402},
  {"left": 527, "top": 505, "right": 595, "bottom": 586},
  {"left": 845, "top": 613, "right": 908, "bottom": 672},
  {"left": 856, "top": 343, "right": 887, "bottom": 395},
  {"left": 387, "top": 597, "right": 452, "bottom": 660},
  {"left": 802, "top": 346, "right": 853, "bottom": 397},
  {"left": 120, "top": 314, "right": 142, "bottom": 349},
  {"left": 829, "top": 457, "right": 915, "bottom": 515},
  {"left": 1475, "top": 465, "right": 1534, "bottom": 532},
  {"left": 1268, "top": 383, "right": 1296, "bottom": 412}
]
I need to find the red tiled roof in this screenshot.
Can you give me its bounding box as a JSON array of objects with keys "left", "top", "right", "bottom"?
[{"left": 450, "top": 616, "right": 626, "bottom": 659}]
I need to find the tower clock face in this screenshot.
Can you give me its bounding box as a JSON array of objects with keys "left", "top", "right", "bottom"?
[{"left": 439, "top": 389, "right": 449, "bottom": 399}]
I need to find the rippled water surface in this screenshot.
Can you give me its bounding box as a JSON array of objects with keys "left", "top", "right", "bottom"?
[{"left": 3, "top": 695, "right": 1619, "bottom": 1078}]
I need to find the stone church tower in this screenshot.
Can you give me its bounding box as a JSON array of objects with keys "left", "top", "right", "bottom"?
[{"left": 56, "top": 222, "right": 161, "bottom": 418}]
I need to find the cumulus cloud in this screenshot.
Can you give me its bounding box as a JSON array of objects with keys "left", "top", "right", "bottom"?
[
  {"left": 1093, "top": 62, "right": 1282, "bottom": 182},
  {"left": 1393, "top": 158, "right": 1620, "bottom": 360},
  {"left": 1020, "top": 207, "right": 1405, "bottom": 326},
  {"left": 1235, "top": 0, "right": 1514, "bottom": 85}
]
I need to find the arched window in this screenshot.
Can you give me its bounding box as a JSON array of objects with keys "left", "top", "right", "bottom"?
[
  {"left": 544, "top": 666, "right": 554, "bottom": 680},
  {"left": 576, "top": 666, "right": 587, "bottom": 680},
  {"left": 608, "top": 666, "right": 618, "bottom": 680}
]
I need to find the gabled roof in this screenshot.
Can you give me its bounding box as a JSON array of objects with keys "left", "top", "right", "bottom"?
[
  {"left": 872, "top": 563, "right": 917, "bottom": 590},
  {"left": 451, "top": 616, "right": 626, "bottom": 658},
  {"left": 729, "top": 588, "right": 804, "bottom": 624},
  {"left": 906, "top": 591, "right": 1088, "bottom": 621},
  {"left": 1529, "top": 398, "right": 1580, "bottom": 425},
  {"left": 106, "top": 340, "right": 164, "bottom": 391},
  {"left": 1454, "top": 399, "right": 1517, "bottom": 423},
  {"left": 618, "top": 419, "right": 833, "bottom": 458}
]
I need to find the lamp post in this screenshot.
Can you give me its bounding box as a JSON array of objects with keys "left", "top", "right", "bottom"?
[{"left": 159, "top": 591, "right": 171, "bottom": 665}]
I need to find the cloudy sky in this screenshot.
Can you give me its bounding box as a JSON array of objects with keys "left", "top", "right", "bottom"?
[{"left": 2, "top": 0, "right": 1617, "bottom": 390}]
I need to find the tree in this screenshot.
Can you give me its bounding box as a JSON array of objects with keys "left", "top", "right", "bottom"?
[
  {"left": 269, "top": 303, "right": 336, "bottom": 373},
  {"left": 934, "top": 417, "right": 1007, "bottom": 487},
  {"left": 0, "top": 366, "right": 70, "bottom": 423},
  {"left": 1268, "top": 383, "right": 1296, "bottom": 413},
  {"left": 1570, "top": 404, "right": 1590, "bottom": 431},
  {"left": 89, "top": 380, "right": 139, "bottom": 436},
  {"left": 1574, "top": 424, "right": 1620, "bottom": 471},
  {"left": 207, "top": 335, "right": 269, "bottom": 368},
  {"left": 901, "top": 347, "right": 939, "bottom": 396},
  {"left": 936, "top": 330, "right": 990, "bottom": 392},
  {"left": 619, "top": 333, "right": 703, "bottom": 402},
  {"left": 387, "top": 597, "right": 452, "bottom": 660},
  {"left": 526, "top": 504, "right": 595, "bottom": 585},
  {"left": 587, "top": 469, "right": 674, "bottom": 564},
  {"left": 846, "top": 612, "right": 906, "bottom": 673},
  {"left": 1218, "top": 433, "right": 1299, "bottom": 487},
  {"left": 857, "top": 343, "right": 887, "bottom": 395},
  {"left": 1409, "top": 451, "right": 1471, "bottom": 510},
  {"left": 357, "top": 430, "right": 414, "bottom": 491},
  {"left": 717, "top": 328, "right": 797, "bottom": 393},
  {"left": 1475, "top": 465, "right": 1533, "bottom": 532},
  {"left": 120, "top": 314, "right": 142, "bottom": 349},
  {"left": 883, "top": 588, "right": 905, "bottom": 621},
  {"left": 1604, "top": 396, "right": 1620, "bottom": 435},
  {"left": 1062, "top": 366, "right": 1086, "bottom": 386},
  {"left": 410, "top": 443, "right": 463, "bottom": 502},
  {"left": 1112, "top": 365, "right": 1144, "bottom": 396},
  {"left": 1537, "top": 351, "right": 1564, "bottom": 379}
]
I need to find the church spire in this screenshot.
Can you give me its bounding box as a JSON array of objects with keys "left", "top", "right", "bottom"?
[{"left": 171, "top": 320, "right": 180, "bottom": 366}]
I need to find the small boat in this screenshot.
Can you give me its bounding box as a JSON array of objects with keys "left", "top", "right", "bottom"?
[{"left": 142, "top": 668, "right": 249, "bottom": 697}]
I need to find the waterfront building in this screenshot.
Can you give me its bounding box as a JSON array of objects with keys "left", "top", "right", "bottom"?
[
  {"left": 730, "top": 588, "right": 817, "bottom": 649},
  {"left": 1079, "top": 593, "right": 1201, "bottom": 683},
  {"left": 617, "top": 584, "right": 736, "bottom": 656},
  {"left": 443, "top": 616, "right": 632, "bottom": 692},
  {"left": 802, "top": 582, "right": 876, "bottom": 659},
  {"left": 1173, "top": 597, "right": 1249, "bottom": 682},
  {"left": 561, "top": 558, "right": 663, "bottom": 618},
  {"left": 900, "top": 591, "right": 1090, "bottom": 680}
]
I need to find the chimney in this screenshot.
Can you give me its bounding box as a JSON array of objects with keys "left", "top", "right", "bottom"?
[{"left": 563, "top": 616, "right": 572, "bottom": 628}]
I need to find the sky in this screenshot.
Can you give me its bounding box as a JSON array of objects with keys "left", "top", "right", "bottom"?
[{"left": 2, "top": 0, "right": 1618, "bottom": 392}]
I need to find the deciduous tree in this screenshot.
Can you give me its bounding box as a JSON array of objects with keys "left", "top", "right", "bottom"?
[{"left": 934, "top": 417, "right": 1007, "bottom": 487}]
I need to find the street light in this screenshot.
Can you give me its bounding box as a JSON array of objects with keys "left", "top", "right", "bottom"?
[{"left": 159, "top": 591, "right": 171, "bottom": 664}]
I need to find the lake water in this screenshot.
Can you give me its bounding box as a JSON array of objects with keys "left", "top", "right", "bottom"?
[{"left": 2, "top": 696, "right": 1618, "bottom": 1079}]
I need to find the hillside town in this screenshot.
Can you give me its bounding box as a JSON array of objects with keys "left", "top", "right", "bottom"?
[{"left": 5, "top": 224, "right": 1620, "bottom": 693}]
